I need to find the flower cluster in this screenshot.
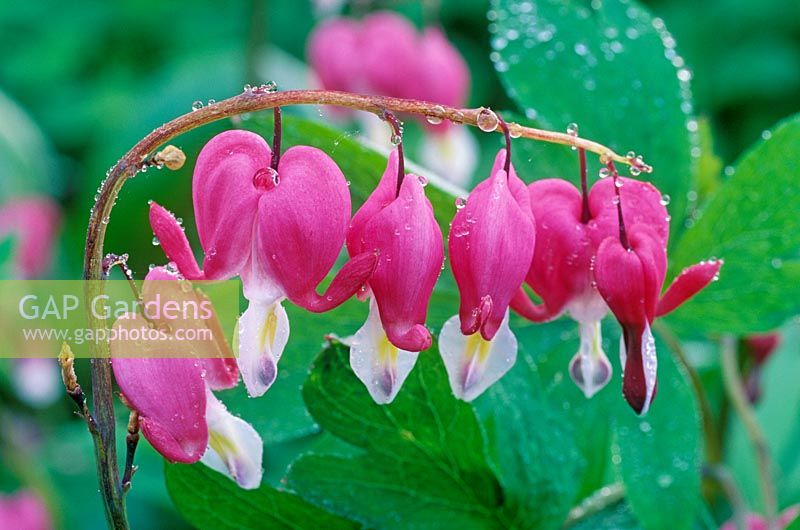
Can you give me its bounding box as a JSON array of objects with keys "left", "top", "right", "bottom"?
[
  {"left": 308, "top": 11, "right": 477, "bottom": 185},
  {"left": 121, "top": 109, "right": 723, "bottom": 484}
]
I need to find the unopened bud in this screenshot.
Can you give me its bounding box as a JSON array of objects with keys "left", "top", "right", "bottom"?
[{"left": 153, "top": 145, "right": 186, "bottom": 171}]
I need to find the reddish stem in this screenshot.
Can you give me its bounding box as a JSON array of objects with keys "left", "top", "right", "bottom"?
[
  {"left": 383, "top": 110, "right": 405, "bottom": 196},
  {"left": 579, "top": 147, "right": 590, "bottom": 223},
  {"left": 271, "top": 107, "right": 282, "bottom": 170},
  {"left": 607, "top": 161, "right": 630, "bottom": 250},
  {"left": 497, "top": 114, "right": 512, "bottom": 176}
]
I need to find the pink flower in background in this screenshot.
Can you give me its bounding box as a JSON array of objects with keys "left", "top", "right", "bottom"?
[
  {"left": 0, "top": 490, "right": 51, "bottom": 530},
  {"left": 111, "top": 266, "right": 262, "bottom": 488},
  {"left": 439, "top": 150, "right": 535, "bottom": 401},
  {"left": 345, "top": 149, "right": 444, "bottom": 403},
  {"left": 743, "top": 332, "right": 782, "bottom": 402},
  {"left": 0, "top": 196, "right": 60, "bottom": 279},
  {"left": 308, "top": 11, "right": 477, "bottom": 186},
  {"left": 720, "top": 505, "right": 800, "bottom": 530},
  {"left": 150, "top": 130, "right": 377, "bottom": 397}
]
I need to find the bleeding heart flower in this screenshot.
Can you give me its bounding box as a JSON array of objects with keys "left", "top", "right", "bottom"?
[
  {"left": 593, "top": 169, "right": 723, "bottom": 415},
  {"left": 511, "top": 175, "right": 666, "bottom": 398},
  {"left": 0, "top": 196, "right": 60, "bottom": 279},
  {"left": 439, "top": 149, "right": 534, "bottom": 401},
  {"left": 345, "top": 149, "right": 444, "bottom": 403},
  {"left": 111, "top": 267, "right": 263, "bottom": 488},
  {"left": 0, "top": 490, "right": 52, "bottom": 530},
  {"left": 150, "top": 129, "right": 377, "bottom": 397}
]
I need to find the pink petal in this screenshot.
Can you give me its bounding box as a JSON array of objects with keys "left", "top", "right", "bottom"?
[
  {"left": 149, "top": 201, "right": 203, "bottom": 280},
  {"left": 295, "top": 250, "right": 378, "bottom": 313},
  {"left": 360, "top": 12, "right": 419, "bottom": 99},
  {"left": 361, "top": 174, "right": 444, "bottom": 351},
  {"left": 0, "top": 196, "right": 60, "bottom": 279},
  {"left": 521, "top": 178, "right": 594, "bottom": 321},
  {"left": 256, "top": 146, "right": 354, "bottom": 307},
  {"left": 346, "top": 149, "right": 400, "bottom": 257},
  {"left": 449, "top": 150, "right": 535, "bottom": 340},
  {"left": 619, "top": 322, "right": 659, "bottom": 415},
  {"left": 307, "top": 18, "right": 363, "bottom": 92},
  {"left": 588, "top": 177, "right": 670, "bottom": 247},
  {"left": 414, "top": 27, "right": 470, "bottom": 132},
  {"left": 193, "top": 130, "right": 267, "bottom": 280},
  {"left": 509, "top": 287, "right": 560, "bottom": 322},
  {"left": 111, "top": 339, "right": 208, "bottom": 463},
  {"left": 656, "top": 259, "right": 723, "bottom": 316}
]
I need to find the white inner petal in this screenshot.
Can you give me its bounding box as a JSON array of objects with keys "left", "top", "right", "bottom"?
[
  {"left": 569, "top": 319, "right": 612, "bottom": 398},
  {"left": 439, "top": 310, "right": 517, "bottom": 402},
  {"left": 201, "top": 391, "right": 263, "bottom": 489},
  {"left": 235, "top": 299, "right": 290, "bottom": 398},
  {"left": 349, "top": 299, "right": 419, "bottom": 404},
  {"left": 641, "top": 322, "right": 658, "bottom": 415}
]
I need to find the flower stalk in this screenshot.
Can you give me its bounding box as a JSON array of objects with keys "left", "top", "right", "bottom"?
[{"left": 82, "top": 88, "right": 651, "bottom": 529}]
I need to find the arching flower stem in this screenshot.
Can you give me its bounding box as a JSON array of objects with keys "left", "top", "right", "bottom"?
[{"left": 82, "top": 88, "right": 653, "bottom": 529}]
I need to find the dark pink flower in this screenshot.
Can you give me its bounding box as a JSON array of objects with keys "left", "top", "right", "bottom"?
[
  {"left": 345, "top": 149, "right": 444, "bottom": 403},
  {"left": 592, "top": 173, "right": 722, "bottom": 415},
  {"left": 439, "top": 149, "right": 534, "bottom": 400},
  {"left": 150, "top": 130, "right": 377, "bottom": 397},
  {"left": 0, "top": 196, "right": 60, "bottom": 279}
]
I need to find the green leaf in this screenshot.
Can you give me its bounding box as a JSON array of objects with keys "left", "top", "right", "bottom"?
[
  {"left": 612, "top": 335, "right": 702, "bottom": 530},
  {"left": 667, "top": 113, "right": 800, "bottom": 334},
  {"left": 490, "top": 0, "right": 695, "bottom": 225},
  {"left": 0, "top": 236, "right": 15, "bottom": 279},
  {"left": 568, "top": 501, "right": 643, "bottom": 530},
  {"left": 474, "top": 338, "right": 584, "bottom": 529},
  {"left": 165, "top": 462, "right": 358, "bottom": 530},
  {"left": 287, "top": 342, "right": 507, "bottom": 530}
]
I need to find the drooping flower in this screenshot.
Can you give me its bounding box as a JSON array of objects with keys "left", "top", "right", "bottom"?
[
  {"left": 0, "top": 196, "right": 60, "bottom": 279},
  {"left": 592, "top": 170, "right": 723, "bottom": 415},
  {"left": 439, "top": 149, "right": 534, "bottom": 401},
  {"left": 111, "top": 267, "right": 263, "bottom": 488},
  {"left": 345, "top": 149, "right": 444, "bottom": 403},
  {"left": 150, "top": 130, "right": 377, "bottom": 397},
  {"left": 0, "top": 490, "right": 52, "bottom": 530},
  {"left": 511, "top": 175, "right": 668, "bottom": 398}
]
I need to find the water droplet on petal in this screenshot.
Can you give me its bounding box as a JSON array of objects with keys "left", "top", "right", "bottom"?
[
  {"left": 455, "top": 197, "right": 467, "bottom": 209},
  {"left": 417, "top": 175, "right": 429, "bottom": 187}
]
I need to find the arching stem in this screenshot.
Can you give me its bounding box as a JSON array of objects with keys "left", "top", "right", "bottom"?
[
  {"left": 382, "top": 110, "right": 405, "bottom": 196},
  {"left": 82, "top": 88, "right": 652, "bottom": 529}
]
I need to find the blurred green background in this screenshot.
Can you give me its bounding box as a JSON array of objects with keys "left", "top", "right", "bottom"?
[{"left": 0, "top": 0, "right": 798, "bottom": 528}]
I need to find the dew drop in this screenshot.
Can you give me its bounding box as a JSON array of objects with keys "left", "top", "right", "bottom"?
[
  {"left": 390, "top": 134, "right": 402, "bottom": 146},
  {"left": 566, "top": 122, "right": 579, "bottom": 136},
  {"left": 207, "top": 98, "right": 216, "bottom": 105},
  {"left": 417, "top": 175, "right": 429, "bottom": 187},
  {"left": 253, "top": 167, "right": 280, "bottom": 190},
  {"left": 599, "top": 167, "right": 610, "bottom": 179},
  {"left": 455, "top": 197, "right": 467, "bottom": 210},
  {"left": 615, "top": 179, "right": 624, "bottom": 188},
  {"left": 243, "top": 83, "right": 252, "bottom": 92},
  {"left": 660, "top": 194, "right": 671, "bottom": 206},
  {"left": 630, "top": 166, "right": 642, "bottom": 177},
  {"left": 476, "top": 108, "right": 499, "bottom": 132},
  {"left": 152, "top": 236, "right": 160, "bottom": 246},
  {"left": 191, "top": 101, "right": 204, "bottom": 111}
]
